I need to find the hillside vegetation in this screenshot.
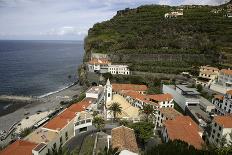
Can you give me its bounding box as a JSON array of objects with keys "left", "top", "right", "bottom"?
[{"left": 84, "top": 2, "right": 232, "bottom": 74}]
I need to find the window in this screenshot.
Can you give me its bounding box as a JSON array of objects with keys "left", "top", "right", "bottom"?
[
  {"left": 65, "top": 132, "right": 68, "bottom": 141},
  {"left": 53, "top": 143, "right": 56, "bottom": 149},
  {"left": 214, "top": 123, "right": 217, "bottom": 127},
  {"left": 213, "top": 129, "right": 216, "bottom": 134},
  {"left": 108, "top": 93, "right": 110, "bottom": 97},
  {"left": 217, "top": 133, "right": 220, "bottom": 137},
  {"left": 212, "top": 135, "right": 214, "bottom": 139},
  {"left": 60, "top": 137, "right": 63, "bottom": 144},
  {"left": 219, "top": 126, "right": 222, "bottom": 131}
]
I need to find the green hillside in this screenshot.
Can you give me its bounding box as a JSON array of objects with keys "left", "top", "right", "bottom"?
[{"left": 84, "top": 2, "right": 232, "bottom": 74}]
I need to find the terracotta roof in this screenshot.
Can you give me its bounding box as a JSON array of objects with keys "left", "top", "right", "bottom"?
[
  {"left": 44, "top": 98, "right": 94, "bottom": 131},
  {"left": 68, "top": 98, "right": 95, "bottom": 112},
  {"left": 0, "top": 140, "right": 37, "bottom": 155},
  {"left": 88, "top": 58, "right": 111, "bottom": 65},
  {"left": 159, "top": 108, "right": 182, "bottom": 119},
  {"left": 111, "top": 126, "right": 139, "bottom": 153},
  {"left": 163, "top": 116, "right": 204, "bottom": 150},
  {"left": 147, "top": 94, "right": 173, "bottom": 102},
  {"left": 220, "top": 69, "right": 232, "bottom": 76},
  {"left": 122, "top": 91, "right": 150, "bottom": 103},
  {"left": 214, "top": 115, "right": 232, "bottom": 128},
  {"left": 213, "top": 95, "right": 224, "bottom": 101},
  {"left": 226, "top": 90, "right": 232, "bottom": 95},
  {"left": 112, "top": 84, "right": 148, "bottom": 92},
  {"left": 201, "top": 66, "right": 219, "bottom": 71},
  {"left": 200, "top": 70, "right": 218, "bottom": 75}
]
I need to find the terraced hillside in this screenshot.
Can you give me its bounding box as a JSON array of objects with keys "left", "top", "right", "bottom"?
[{"left": 84, "top": 2, "right": 232, "bottom": 75}]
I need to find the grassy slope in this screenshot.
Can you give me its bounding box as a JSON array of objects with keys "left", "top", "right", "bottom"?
[{"left": 85, "top": 3, "right": 232, "bottom": 74}]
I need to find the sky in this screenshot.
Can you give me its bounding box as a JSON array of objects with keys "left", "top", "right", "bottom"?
[{"left": 0, "top": 0, "right": 228, "bottom": 40}]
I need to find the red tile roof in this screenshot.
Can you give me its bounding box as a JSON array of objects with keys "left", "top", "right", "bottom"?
[
  {"left": 147, "top": 94, "right": 173, "bottom": 102},
  {"left": 226, "top": 90, "right": 232, "bottom": 96},
  {"left": 122, "top": 91, "right": 150, "bottom": 103},
  {"left": 214, "top": 115, "right": 232, "bottom": 128},
  {"left": 164, "top": 116, "right": 204, "bottom": 150},
  {"left": 112, "top": 84, "right": 148, "bottom": 92},
  {"left": 111, "top": 126, "right": 139, "bottom": 153},
  {"left": 43, "top": 98, "right": 94, "bottom": 131},
  {"left": 220, "top": 69, "right": 232, "bottom": 76},
  {"left": 213, "top": 95, "right": 224, "bottom": 101},
  {"left": 88, "top": 58, "right": 110, "bottom": 65},
  {"left": 0, "top": 140, "right": 37, "bottom": 155}
]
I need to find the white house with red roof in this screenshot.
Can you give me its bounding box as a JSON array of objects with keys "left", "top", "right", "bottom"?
[
  {"left": 212, "top": 90, "right": 232, "bottom": 115},
  {"left": 209, "top": 115, "right": 232, "bottom": 147},
  {"left": 162, "top": 116, "right": 204, "bottom": 150}
]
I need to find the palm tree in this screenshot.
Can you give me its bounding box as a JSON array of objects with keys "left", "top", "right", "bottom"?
[
  {"left": 139, "top": 104, "right": 155, "bottom": 122},
  {"left": 108, "top": 102, "right": 122, "bottom": 121},
  {"left": 93, "top": 116, "right": 105, "bottom": 132},
  {"left": 98, "top": 146, "right": 120, "bottom": 155}
]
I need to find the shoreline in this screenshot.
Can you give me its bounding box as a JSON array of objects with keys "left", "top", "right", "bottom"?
[{"left": 0, "top": 83, "right": 83, "bottom": 131}]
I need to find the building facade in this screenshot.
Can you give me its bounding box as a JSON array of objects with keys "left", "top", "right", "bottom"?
[
  {"left": 163, "top": 84, "right": 200, "bottom": 111},
  {"left": 209, "top": 115, "right": 232, "bottom": 147},
  {"left": 212, "top": 90, "right": 232, "bottom": 115},
  {"left": 108, "top": 65, "right": 130, "bottom": 75},
  {"left": 196, "top": 66, "right": 219, "bottom": 87}
]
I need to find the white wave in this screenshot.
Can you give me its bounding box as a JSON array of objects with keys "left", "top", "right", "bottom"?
[{"left": 38, "top": 83, "right": 76, "bottom": 98}]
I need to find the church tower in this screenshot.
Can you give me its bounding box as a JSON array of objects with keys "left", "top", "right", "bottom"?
[{"left": 105, "top": 79, "right": 112, "bottom": 103}]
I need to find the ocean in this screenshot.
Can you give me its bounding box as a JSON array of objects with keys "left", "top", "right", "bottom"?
[{"left": 0, "top": 40, "right": 84, "bottom": 98}]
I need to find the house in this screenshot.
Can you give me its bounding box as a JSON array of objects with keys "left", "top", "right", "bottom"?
[
  {"left": 156, "top": 108, "right": 182, "bottom": 128},
  {"left": 0, "top": 140, "right": 38, "bottom": 155},
  {"left": 196, "top": 66, "right": 219, "bottom": 87},
  {"left": 211, "top": 69, "right": 232, "bottom": 94},
  {"left": 212, "top": 90, "right": 232, "bottom": 115},
  {"left": 209, "top": 115, "right": 232, "bottom": 147},
  {"left": 87, "top": 58, "right": 111, "bottom": 73},
  {"left": 162, "top": 116, "right": 204, "bottom": 150},
  {"left": 108, "top": 65, "right": 130, "bottom": 75},
  {"left": 85, "top": 86, "right": 104, "bottom": 106},
  {"left": 147, "top": 94, "right": 174, "bottom": 108},
  {"left": 111, "top": 126, "right": 139, "bottom": 154},
  {"left": 164, "top": 9, "right": 183, "bottom": 18},
  {"left": 163, "top": 84, "right": 201, "bottom": 111}
]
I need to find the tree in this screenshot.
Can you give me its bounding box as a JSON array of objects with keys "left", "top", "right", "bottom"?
[
  {"left": 93, "top": 116, "right": 105, "bottom": 132},
  {"left": 129, "top": 121, "right": 154, "bottom": 146},
  {"left": 196, "top": 84, "right": 203, "bottom": 92},
  {"left": 139, "top": 104, "right": 155, "bottom": 122},
  {"left": 108, "top": 102, "right": 122, "bottom": 121},
  {"left": 98, "top": 146, "right": 120, "bottom": 155}
]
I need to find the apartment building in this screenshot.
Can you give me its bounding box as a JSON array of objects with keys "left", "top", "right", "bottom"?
[
  {"left": 212, "top": 90, "right": 232, "bottom": 115},
  {"left": 163, "top": 84, "right": 201, "bottom": 111},
  {"left": 108, "top": 65, "right": 130, "bottom": 75},
  {"left": 196, "top": 66, "right": 219, "bottom": 87},
  {"left": 209, "top": 115, "right": 232, "bottom": 147}
]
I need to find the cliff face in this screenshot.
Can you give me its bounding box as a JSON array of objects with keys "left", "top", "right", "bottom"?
[{"left": 84, "top": 2, "right": 232, "bottom": 74}]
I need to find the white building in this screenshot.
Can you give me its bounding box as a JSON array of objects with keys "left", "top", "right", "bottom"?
[
  {"left": 212, "top": 90, "right": 232, "bottom": 115},
  {"left": 211, "top": 69, "right": 232, "bottom": 94},
  {"left": 156, "top": 108, "right": 182, "bottom": 128},
  {"left": 105, "top": 79, "right": 112, "bottom": 103},
  {"left": 87, "top": 57, "right": 130, "bottom": 75},
  {"left": 209, "top": 115, "right": 232, "bottom": 147},
  {"left": 87, "top": 58, "right": 111, "bottom": 73},
  {"left": 196, "top": 66, "right": 219, "bottom": 87},
  {"left": 86, "top": 86, "right": 104, "bottom": 101},
  {"left": 164, "top": 9, "right": 183, "bottom": 18},
  {"left": 163, "top": 84, "right": 201, "bottom": 111},
  {"left": 108, "top": 65, "right": 130, "bottom": 75}
]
